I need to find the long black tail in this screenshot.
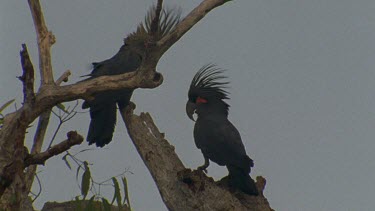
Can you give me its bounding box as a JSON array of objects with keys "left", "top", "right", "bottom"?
[
  {"left": 86, "top": 103, "right": 117, "bottom": 147},
  {"left": 227, "top": 165, "right": 258, "bottom": 196}
]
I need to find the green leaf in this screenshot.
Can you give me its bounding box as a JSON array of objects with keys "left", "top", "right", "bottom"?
[
  {"left": 81, "top": 162, "right": 91, "bottom": 199},
  {"left": 56, "top": 103, "right": 69, "bottom": 114},
  {"left": 111, "top": 177, "right": 122, "bottom": 208},
  {"left": 0, "top": 99, "right": 15, "bottom": 114},
  {"left": 122, "top": 177, "right": 131, "bottom": 208},
  {"left": 102, "top": 198, "right": 112, "bottom": 211},
  {"left": 62, "top": 154, "right": 71, "bottom": 170}
]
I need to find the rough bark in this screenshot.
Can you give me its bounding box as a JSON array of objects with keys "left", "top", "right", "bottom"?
[
  {"left": 24, "top": 131, "right": 83, "bottom": 167},
  {"left": 18, "top": 44, "right": 36, "bottom": 104},
  {"left": 120, "top": 104, "right": 273, "bottom": 211},
  {"left": 28, "top": 0, "right": 55, "bottom": 85},
  {"left": 41, "top": 200, "right": 129, "bottom": 211},
  {"left": 0, "top": 0, "right": 275, "bottom": 210},
  {"left": 25, "top": 70, "right": 71, "bottom": 192}
]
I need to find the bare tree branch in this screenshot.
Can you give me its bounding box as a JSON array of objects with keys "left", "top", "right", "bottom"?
[
  {"left": 2, "top": 0, "right": 231, "bottom": 134},
  {"left": 56, "top": 70, "right": 71, "bottom": 85},
  {"left": 120, "top": 104, "right": 273, "bottom": 211},
  {"left": 157, "top": 0, "right": 231, "bottom": 54},
  {"left": 48, "top": 103, "right": 78, "bottom": 148},
  {"left": 25, "top": 69, "right": 72, "bottom": 191},
  {"left": 20, "top": 0, "right": 62, "bottom": 194},
  {"left": 24, "top": 131, "right": 83, "bottom": 167},
  {"left": 37, "top": 71, "right": 140, "bottom": 106},
  {"left": 24, "top": 111, "right": 51, "bottom": 191},
  {"left": 31, "top": 173, "right": 42, "bottom": 202},
  {"left": 0, "top": 0, "right": 246, "bottom": 209},
  {"left": 18, "top": 44, "right": 35, "bottom": 104},
  {"left": 27, "top": 0, "right": 55, "bottom": 85}
]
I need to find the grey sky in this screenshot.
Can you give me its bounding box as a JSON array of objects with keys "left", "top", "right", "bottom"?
[{"left": 1, "top": 0, "right": 375, "bottom": 210}]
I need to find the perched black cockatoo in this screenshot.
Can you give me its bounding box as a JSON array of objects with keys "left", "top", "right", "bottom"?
[
  {"left": 82, "top": 6, "right": 181, "bottom": 147},
  {"left": 186, "top": 64, "right": 258, "bottom": 195}
]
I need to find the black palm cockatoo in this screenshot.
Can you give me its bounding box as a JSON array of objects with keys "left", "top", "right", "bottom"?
[
  {"left": 82, "top": 6, "right": 181, "bottom": 147},
  {"left": 186, "top": 64, "right": 258, "bottom": 195}
]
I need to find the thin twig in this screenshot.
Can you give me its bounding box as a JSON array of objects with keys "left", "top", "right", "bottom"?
[
  {"left": 47, "top": 118, "right": 62, "bottom": 149},
  {"left": 25, "top": 67, "right": 72, "bottom": 191},
  {"left": 1, "top": 0, "right": 234, "bottom": 207},
  {"left": 48, "top": 101, "right": 79, "bottom": 148},
  {"left": 91, "top": 169, "right": 132, "bottom": 196},
  {"left": 31, "top": 173, "right": 42, "bottom": 202}
]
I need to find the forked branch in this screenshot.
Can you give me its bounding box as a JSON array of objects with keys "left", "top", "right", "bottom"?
[{"left": 0, "top": 0, "right": 236, "bottom": 209}]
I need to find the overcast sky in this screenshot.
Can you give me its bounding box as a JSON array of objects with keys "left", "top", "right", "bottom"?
[{"left": 1, "top": 0, "right": 375, "bottom": 210}]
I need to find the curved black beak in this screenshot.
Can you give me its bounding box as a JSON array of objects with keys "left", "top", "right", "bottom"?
[{"left": 186, "top": 101, "right": 197, "bottom": 122}]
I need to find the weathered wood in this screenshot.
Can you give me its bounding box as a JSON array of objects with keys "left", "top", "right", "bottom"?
[
  {"left": 0, "top": 0, "right": 275, "bottom": 210},
  {"left": 121, "top": 104, "right": 273, "bottom": 211},
  {"left": 19, "top": 44, "right": 35, "bottom": 104},
  {"left": 24, "top": 131, "right": 83, "bottom": 167},
  {"left": 24, "top": 70, "right": 72, "bottom": 192},
  {"left": 41, "top": 200, "right": 130, "bottom": 211},
  {"left": 28, "top": 0, "right": 55, "bottom": 85},
  {"left": 158, "top": 0, "right": 231, "bottom": 54}
]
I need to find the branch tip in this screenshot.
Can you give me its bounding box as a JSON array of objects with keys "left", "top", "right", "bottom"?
[
  {"left": 24, "top": 131, "right": 83, "bottom": 167},
  {"left": 56, "top": 70, "right": 71, "bottom": 85}
]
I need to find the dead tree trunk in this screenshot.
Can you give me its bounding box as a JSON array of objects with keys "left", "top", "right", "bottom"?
[
  {"left": 0, "top": 0, "right": 274, "bottom": 210},
  {"left": 121, "top": 104, "right": 273, "bottom": 211}
]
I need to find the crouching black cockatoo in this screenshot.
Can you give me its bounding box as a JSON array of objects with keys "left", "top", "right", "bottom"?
[
  {"left": 82, "top": 6, "right": 181, "bottom": 147},
  {"left": 186, "top": 64, "right": 258, "bottom": 195}
]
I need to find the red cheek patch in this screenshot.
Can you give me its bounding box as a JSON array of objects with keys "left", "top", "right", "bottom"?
[{"left": 196, "top": 97, "right": 208, "bottom": 104}]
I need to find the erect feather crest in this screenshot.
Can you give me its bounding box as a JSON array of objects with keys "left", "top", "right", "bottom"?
[
  {"left": 124, "top": 5, "right": 181, "bottom": 46},
  {"left": 189, "top": 64, "right": 230, "bottom": 101}
]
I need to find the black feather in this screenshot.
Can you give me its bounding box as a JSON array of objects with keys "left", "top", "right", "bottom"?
[
  {"left": 189, "top": 64, "right": 229, "bottom": 101},
  {"left": 188, "top": 64, "right": 258, "bottom": 195},
  {"left": 125, "top": 5, "right": 181, "bottom": 46},
  {"left": 82, "top": 5, "right": 181, "bottom": 147},
  {"left": 87, "top": 103, "right": 117, "bottom": 147},
  {"left": 188, "top": 64, "right": 230, "bottom": 115}
]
